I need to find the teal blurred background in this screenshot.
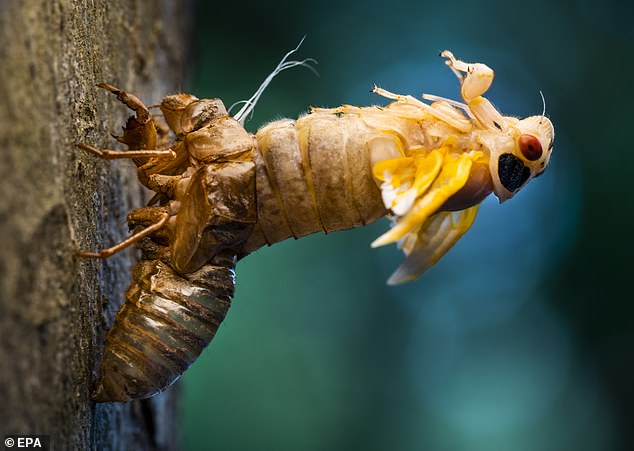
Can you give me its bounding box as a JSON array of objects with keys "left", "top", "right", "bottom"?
[{"left": 181, "top": 1, "right": 633, "bottom": 450}]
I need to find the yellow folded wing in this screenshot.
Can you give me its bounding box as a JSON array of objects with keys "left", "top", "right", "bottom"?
[
  {"left": 372, "top": 151, "right": 472, "bottom": 247},
  {"left": 371, "top": 144, "right": 485, "bottom": 284}
]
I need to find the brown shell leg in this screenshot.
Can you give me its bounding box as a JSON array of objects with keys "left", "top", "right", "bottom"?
[
  {"left": 97, "top": 83, "right": 159, "bottom": 152},
  {"left": 76, "top": 143, "right": 176, "bottom": 160},
  {"left": 76, "top": 212, "right": 169, "bottom": 259}
]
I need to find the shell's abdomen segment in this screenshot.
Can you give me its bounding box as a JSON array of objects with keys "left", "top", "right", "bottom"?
[{"left": 92, "top": 253, "right": 235, "bottom": 402}]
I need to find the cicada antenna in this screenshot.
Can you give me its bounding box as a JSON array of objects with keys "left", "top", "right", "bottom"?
[
  {"left": 539, "top": 90, "right": 546, "bottom": 124},
  {"left": 233, "top": 36, "right": 318, "bottom": 125}
]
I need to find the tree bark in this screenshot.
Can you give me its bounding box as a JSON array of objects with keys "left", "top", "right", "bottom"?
[{"left": 0, "top": 1, "right": 190, "bottom": 449}]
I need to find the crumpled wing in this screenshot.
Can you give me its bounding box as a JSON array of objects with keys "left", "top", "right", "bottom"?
[
  {"left": 372, "top": 151, "right": 473, "bottom": 247},
  {"left": 387, "top": 205, "right": 479, "bottom": 285}
]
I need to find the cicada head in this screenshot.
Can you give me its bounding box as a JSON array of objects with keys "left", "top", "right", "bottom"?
[
  {"left": 484, "top": 115, "right": 554, "bottom": 202},
  {"left": 160, "top": 95, "right": 228, "bottom": 135}
]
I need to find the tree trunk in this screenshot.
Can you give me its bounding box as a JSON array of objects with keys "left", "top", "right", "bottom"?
[{"left": 0, "top": 1, "right": 190, "bottom": 449}]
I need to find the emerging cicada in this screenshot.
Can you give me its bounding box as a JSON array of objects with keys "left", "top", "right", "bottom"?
[{"left": 79, "top": 49, "right": 554, "bottom": 402}]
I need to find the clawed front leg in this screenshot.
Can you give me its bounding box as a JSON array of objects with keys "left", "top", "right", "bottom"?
[
  {"left": 440, "top": 50, "right": 494, "bottom": 101},
  {"left": 97, "top": 82, "right": 152, "bottom": 124},
  {"left": 440, "top": 51, "right": 505, "bottom": 131},
  {"left": 96, "top": 82, "right": 161, "bottom": 150}
]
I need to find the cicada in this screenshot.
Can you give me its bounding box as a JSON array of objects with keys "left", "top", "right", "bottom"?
[{"left": 79, "top": 49, "right": 554, "bottom": 402}]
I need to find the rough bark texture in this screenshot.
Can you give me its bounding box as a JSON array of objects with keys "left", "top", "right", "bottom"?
[{"left": 0, "top": 1, "right": 190, "bottom": 449}]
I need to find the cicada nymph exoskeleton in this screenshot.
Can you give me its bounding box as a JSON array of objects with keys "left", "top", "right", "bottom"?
[{"left": 79, "top": 50, "right": 554, "bottom": 402}]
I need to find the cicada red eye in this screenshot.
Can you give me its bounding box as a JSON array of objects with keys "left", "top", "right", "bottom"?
[{"left": 519, "top": 134, "right": 543, "bottom": 161}]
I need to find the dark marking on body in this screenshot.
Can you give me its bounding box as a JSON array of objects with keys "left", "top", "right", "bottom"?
[{"left": 498, "top": 153, "right": 530, "bottom": 191}]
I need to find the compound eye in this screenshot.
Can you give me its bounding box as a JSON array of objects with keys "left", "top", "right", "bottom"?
[{"left": 519, "top": 134, "right": 543, "bottom": 161}]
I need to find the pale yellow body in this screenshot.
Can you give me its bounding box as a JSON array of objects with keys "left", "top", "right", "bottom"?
[
  {"left": 242, "top": 102, "right": 492, "bottom": 258},
  {"left": 235, "top": 48, "right": 555, "bottom": 283}
]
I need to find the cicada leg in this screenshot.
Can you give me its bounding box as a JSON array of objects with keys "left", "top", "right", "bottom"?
[
  {"left": 440, "top": 51, "right": 494, "bottom": 101},
  {"left": 440, "top": 51, "right": 506, "bottom": 131},
  {"left": 372, "top": 85, "right": 426, "bottom": 107},
  {"left": 372, "top": 86, "right": 471, "bottom": 131},
  {"left": 76, "top": 143, "right": 176, "bottom": 160},
  {"left": 127, "top": 206, "right": 171, "bottom": 228},
  {"left": 145, "top": 173, "right": 181, "bottom": 198},
  {"left": 96, "top": 82, "right": 163, "bottom": 153},
  {"left": 97, "top": 83, "right": 152, "bottom": 124},
  {"left": 77, "top": 210, "right": 170, "bottom": 259},
  {"left": 310, "top": 105, "right": 366, "bottom": 115}
]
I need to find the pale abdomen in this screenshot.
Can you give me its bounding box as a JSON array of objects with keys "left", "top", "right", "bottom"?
[{"left": 243, "top": 113, "right": 386, "bottom": 252}]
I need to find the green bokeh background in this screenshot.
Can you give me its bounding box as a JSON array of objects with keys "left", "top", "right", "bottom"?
[{"left": 181, "top": 1, "right": 634, "bottom": 450}]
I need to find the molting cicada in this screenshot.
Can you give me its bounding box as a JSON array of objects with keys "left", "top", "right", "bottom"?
[{"left": 78, "top": 48, "right": 555, "bottom": 402}]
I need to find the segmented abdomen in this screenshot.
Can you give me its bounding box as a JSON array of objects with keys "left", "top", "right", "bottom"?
[
  {"left": 92, "top": 252, "right": 235, "bottom": 402},
  {"left": 244, "top": 112, "right": 386, "bottom": 251}
]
